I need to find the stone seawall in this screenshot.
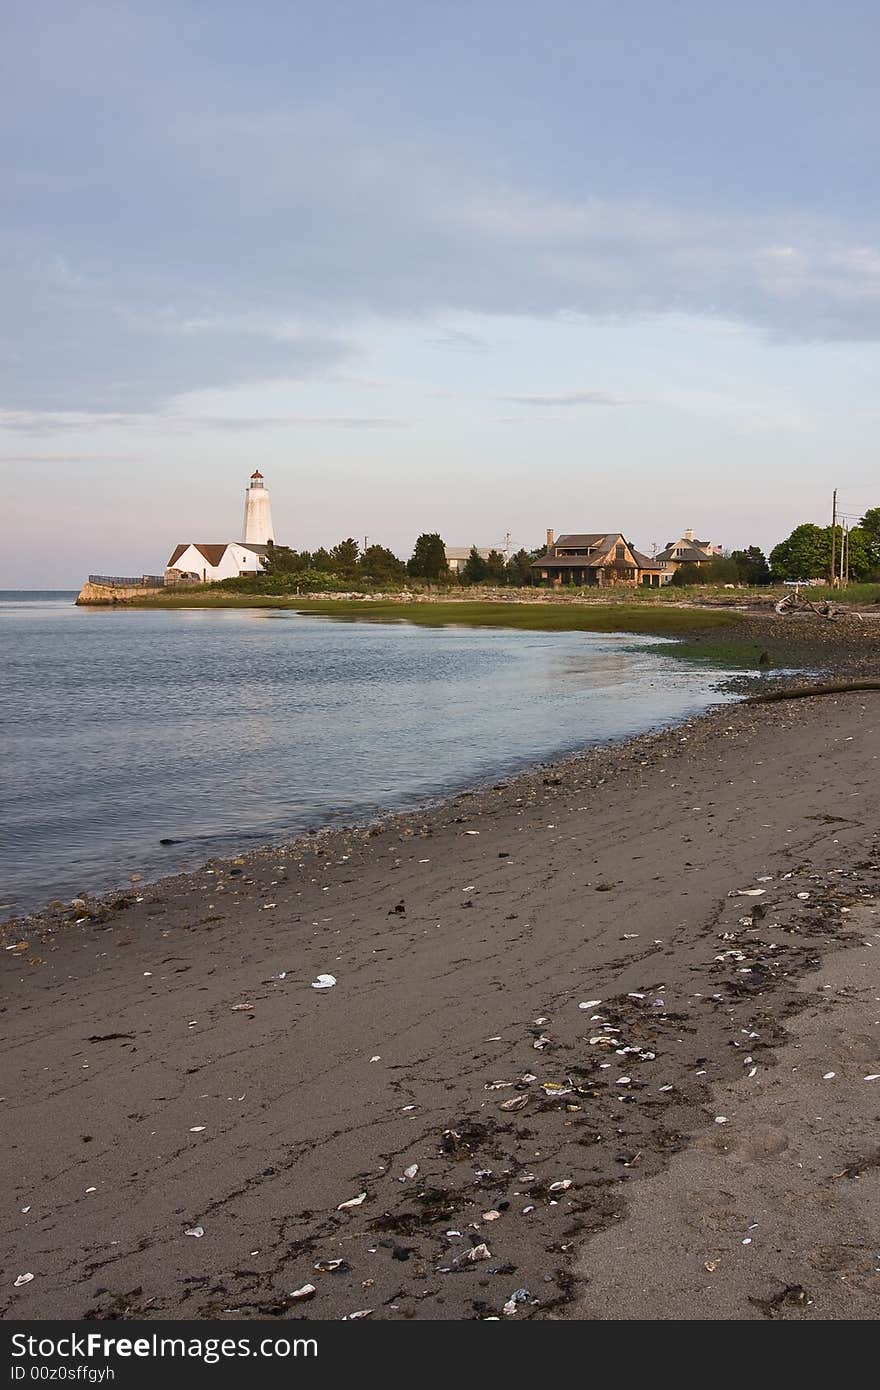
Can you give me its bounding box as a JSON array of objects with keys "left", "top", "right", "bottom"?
[{"left": 75, "top": 582, "right": 158, "bottom": 605}]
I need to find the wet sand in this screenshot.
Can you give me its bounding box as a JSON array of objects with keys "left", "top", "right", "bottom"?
[{"left": 2, "top": 690, "right": 879, "bottom": 1321}]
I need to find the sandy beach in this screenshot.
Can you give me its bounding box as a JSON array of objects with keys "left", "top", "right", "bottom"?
[{"left": 2, "top": 684, "right": 879, "bottom": 1321}]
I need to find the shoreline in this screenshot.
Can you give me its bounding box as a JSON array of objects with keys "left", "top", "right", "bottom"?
[
  {"left": 1, "top": 672, "right": 740, "bottom": 929},
  {"left": 4, "top": 602, "right": 879, "bottom": 926},
  {"left": 3, "top": 688, "right": 879, "bottom": 1320}
]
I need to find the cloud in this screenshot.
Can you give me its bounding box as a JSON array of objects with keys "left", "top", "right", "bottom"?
[
  {"left": 0, "top": 243, "right": 357, "bottom": 413},
  {"left": 7, "top": 170, "right": 880, "bottom": 423},
  {"left": 0, "top": 452, "right": 147, "bottom": 462},
  {"left": 496, "top": 389, "right": 628, "bottom": 407},
  {"left": 0, "top": 409, "right": 141, "bottom": 434},
  {"left": 177, "top": 415, "right": 410, "bottom": 431},
  {"left": 4, "top": 46, "right": 880, "bottom": 421},
  {"left": 438, "top": 189, "right": 880, "bottom": 340},
  {"left": 427, "top": 329, "right": 488, "bottom": 351},
  {"left": 0, "top": 406, "right": 409, "bottom": 436},
  {"left": 489, "top": 414, "right": 579, "bottom": 424}
]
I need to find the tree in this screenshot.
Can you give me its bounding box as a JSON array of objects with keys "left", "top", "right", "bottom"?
[
  {"left": 769, "top": 524, "right": 831, "bottom": 580},
  {"left": 311, "top": 547, "right": 334, "bottom": 573},
  {"left": 330, "top": 538, "right": 360, "bottom": 580},
  {"left": 729, "top": 546, "right": 771, "bottom": 585},
  {"left": 484, "top": 550, "right": 508, "bottom": 583},
  {"left": 670, "top": 562, "right": 706, "bottom": 586},
  {"left": 839, "top": 527, "right": 872, "bottom": 582},
  {"left": 261, "top": 545, "right": 313, "bottom": 575},
  {"left": 670, "top": 555, "right": 737, "bottom": 585},
  {"left": 408, "top": 533, "right": 449, "bottom": 581},
  {"left": 360, "top": 544, "right": 407, "bottom": 584},
  {"left": 770, "top": 522, "right": 877, "bottom": 582},
  {"left": 506, "top": 548, "right": 535, "bottom": 586},
  {"left": 461, "top": 547, "right": 488, "bottom": 583},
  {"left": 860, "top": 508, "right": 880, "bottom": 573}
]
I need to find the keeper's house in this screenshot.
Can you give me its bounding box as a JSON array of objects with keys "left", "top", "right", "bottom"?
[
  {"left": 165, "top": 541, "right": 269, "bottom": 584},
  {"left": 531, "top": 531, "right": 670, "bottom": 587}
]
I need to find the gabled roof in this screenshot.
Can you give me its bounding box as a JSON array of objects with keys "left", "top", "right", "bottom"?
[
  {"left": 531, "top": 533, "right": 623, "bottom": 568},
  {"left": 167, "top": 541, "right": 273, "bottom": 568},
  {"left": 166, "top": 543, "right": 231, "bottom": 568},
  {"left": 655, "top": 543, "right": 714, "bottom": 564},
  {"left": 664, "top": 535, "right": 710, "bottom": 549},
  {"left": 531, "top": 533, "right": 668, "bottom": 572}
]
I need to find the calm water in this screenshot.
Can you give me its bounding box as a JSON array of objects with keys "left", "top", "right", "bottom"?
[{"left": 0, "top": 593, "right": 737, "bottom": 915}]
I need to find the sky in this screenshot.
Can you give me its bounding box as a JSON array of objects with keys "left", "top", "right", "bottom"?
[{"left": 2, "top": 0, "right": 879, "bottom": 586}]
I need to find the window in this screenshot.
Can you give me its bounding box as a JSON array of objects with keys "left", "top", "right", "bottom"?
[{"left": 615, "top": 544, "right": 625, "bottom": 560}]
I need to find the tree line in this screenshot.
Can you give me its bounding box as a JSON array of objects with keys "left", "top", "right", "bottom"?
[
  {"left": 227, "top": 534, "right": 540, "bottom": 589},
  {"left": 768, "top": 510, "right": 880, "bottom": 582},
  {"left": 215, "top": 512, "right": 880, "bottom": 593}
]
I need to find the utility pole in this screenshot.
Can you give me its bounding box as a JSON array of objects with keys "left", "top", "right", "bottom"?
[
  {"left": 830, "top": 489, "right": 837, "bottom": 588},
  {"left": 843, "top": 523, "right": 849, "bottom": 587}
]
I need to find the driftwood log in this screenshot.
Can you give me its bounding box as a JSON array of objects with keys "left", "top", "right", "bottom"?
[{"left": 746, "top": 679, "right": 880, "bottom": 704}]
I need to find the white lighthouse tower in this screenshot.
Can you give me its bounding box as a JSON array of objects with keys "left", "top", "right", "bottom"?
[{"left": 243, "top": 469, "right": 274, "bottom": 546}]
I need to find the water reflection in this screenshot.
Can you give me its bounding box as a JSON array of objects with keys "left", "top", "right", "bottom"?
[{"left": 0, "top": 597, "right": 737, "bottom": 913}]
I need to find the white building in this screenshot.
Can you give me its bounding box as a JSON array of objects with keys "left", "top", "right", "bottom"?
[
  {"left": 165, "top": 541, "right": 269, "bottom": 584},
  {"left": 165, "top": 470, "right": 277, "bottom": 584}
]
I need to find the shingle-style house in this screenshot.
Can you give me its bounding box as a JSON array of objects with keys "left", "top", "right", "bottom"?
[
  {"left": 165, "top": 541, "right": 270, "bottom": 584},
  {"left": 531, "top": 531, "right": 670, "bottom": 587},
  {"left": 654, "top": 529, "right": 721, "bottom": 573}
]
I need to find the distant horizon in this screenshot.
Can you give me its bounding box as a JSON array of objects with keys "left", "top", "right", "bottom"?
[{"left": 0, "top": 495, "right": 860, "bottom": 590}]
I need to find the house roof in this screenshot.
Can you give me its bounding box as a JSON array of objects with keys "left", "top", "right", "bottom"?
[
  {"left": 655, "top": 543, "right": 713, "bottom": 564},
  {"left": 166, "top": 543, "right": 233, "bottom": 568},
  {"left": 554, "top": 533, "right": 614, "bottom": 548},
  {"left": 445, "top": 546, "right": 494, "bottom": 561},
  {"left": 167, "top": 541, "right": 273, "bottom": 568},
  {"left": 531, "top": 533, "right": 621, "bottom": 568},
  {"left": 531, "top": 533, "right": 668, "bottom": 571}
]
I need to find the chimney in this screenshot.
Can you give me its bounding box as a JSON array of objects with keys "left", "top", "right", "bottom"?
[
  {"left": 546, "top": 528, "right": 555, "bottom": 550},
  {"left": 683, "top": 527, "right": 694, "bottom": 542}
]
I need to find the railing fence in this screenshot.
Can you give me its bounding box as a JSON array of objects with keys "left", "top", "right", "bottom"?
[{"left": 88, "top": 575, "right": 165, "bottom": 588}]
